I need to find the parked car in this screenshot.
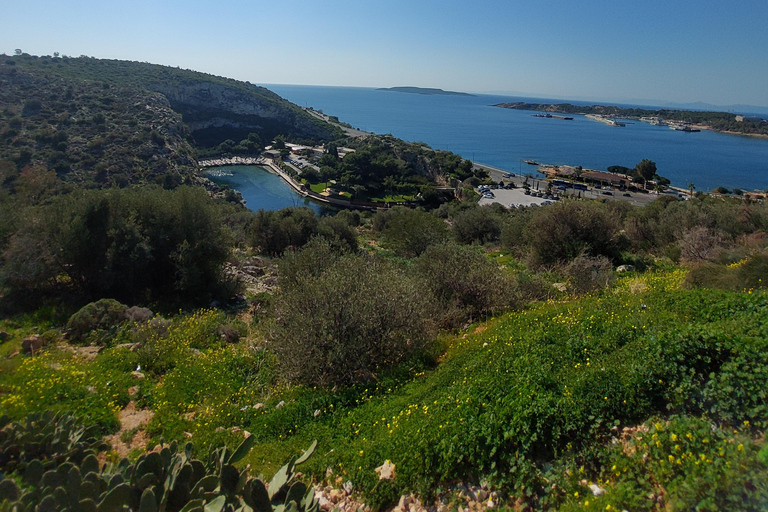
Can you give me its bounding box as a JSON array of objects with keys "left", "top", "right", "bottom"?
[{"left": 602, "top": 191, "right": 613, "bottom": 196}]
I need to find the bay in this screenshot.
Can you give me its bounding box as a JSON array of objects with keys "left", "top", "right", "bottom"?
[
  {"left": 267, "top": 85, "right": 768, "bottom": 192},
  {"left": 206, "top": 165, "right": 333, "bottom": 215}
]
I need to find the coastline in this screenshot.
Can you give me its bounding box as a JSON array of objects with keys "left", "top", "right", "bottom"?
[{"left": 202, "top": 157, "right": 395, "bottom": 211}]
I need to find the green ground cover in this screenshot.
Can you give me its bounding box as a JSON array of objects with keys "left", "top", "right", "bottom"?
[{"left": 1, "top": 270, "right": 766, "bottom": 510}]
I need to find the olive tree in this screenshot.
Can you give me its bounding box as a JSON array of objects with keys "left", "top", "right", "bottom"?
[{"left": 269, "top": 252, "right": 434, "bottom": 387}]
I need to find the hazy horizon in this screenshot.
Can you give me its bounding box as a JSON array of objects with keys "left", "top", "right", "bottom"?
[{"left": 4, "top": 0, "right": 768, "bottom": 110}]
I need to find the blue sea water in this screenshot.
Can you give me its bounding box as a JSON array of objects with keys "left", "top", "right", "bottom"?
[
  {"left": 206, "top": 165, "right": 333, "bottom": 215},
  {"left": 267, "top": 85, "right": 768, "bottom": 192}
]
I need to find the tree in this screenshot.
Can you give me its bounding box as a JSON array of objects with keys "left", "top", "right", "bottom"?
[
  {"left": 269, "top": 253, "right": 433, "bottom": 387},
  {"left": 414, "top": 242, "right": 516, "bottom": 327},
  {"left": 688, "top": 182, "right": 696, "bottom": 197},
  {"left": 452, "top": 206, "right": 503, "bottom": 245},
  {"left": 374, "top": 207, "right": 449, "bottom": 257},
  {"left": 525, "top": 201, "right": 624, "bottom": 265},
  {"left": 0, "top": 186, "right": 229, "bottom": 306},
  {"left": 635, "top": 159, "right": 657, "bottom": 190},
  {"left": 251, "top": 207, "right": 318, "bottom": 256}
]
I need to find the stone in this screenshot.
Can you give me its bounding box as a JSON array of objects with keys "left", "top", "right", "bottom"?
[
  {"left": 375, "top": 460, "right": 396, "bottom": 481},
  {"left": 0, "top": 331, "right": 11, "bottom": 342},
  {"left": 343, "top": 481, "right": 353, "bottom": 494},
  {"left": 616, "top": 264, "right": 636, "bottom": 273},
  {"left": 131, "top": 371, "right": 146, "bottom": 379},
  {"left": 253, "top": 403, "right": 265, "bottom": 410},
  {"left": 21, "top": 335, "right": 44, "bottom": 355},
  {"left": 553, "top": 282, "right": 568, "bottom": 292},
  {"left": 317, "top": 496, "right": 333, "bottom": 511},
  {"left": 589, "top": 484, "right": 606, "bottom": 496},
  {"left": 124, "top": 306, "right": 153, "bottom": 323},
  {"left": 476, "top": 490, "right": 488, "bottom": 502},
  {"left": 275, "top": 400, "right": 285, "bottom": 409}
]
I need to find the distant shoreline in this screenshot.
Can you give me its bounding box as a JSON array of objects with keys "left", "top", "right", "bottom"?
[
  {"left": 377, "top": 86, "right": 474, "bottom": 97},
  {"left": 493, "top": 102, "right": 768, "bottom": 139}
]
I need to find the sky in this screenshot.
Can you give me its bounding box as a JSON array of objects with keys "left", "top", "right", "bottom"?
[{"left": 3, "top": 0, "right": 768, "bottom": 109}]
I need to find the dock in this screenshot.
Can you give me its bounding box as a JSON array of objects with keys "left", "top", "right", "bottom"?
[{"left": 585, "top": 114, "right": 625, "bottom": 127}]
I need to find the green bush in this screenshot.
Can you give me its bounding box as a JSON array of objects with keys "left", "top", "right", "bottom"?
[
  {"left": 0, "top": 186, "right": 230, "bottom": 307},
  {"left": 526, "top": 201, "right": 625, "bottom": 265},
  {"left": 562, "top": 254, "right": 615, "bottom": 295},
  {"left": 451, "top": 206, "right": 502, "bottom": 245},
  {"left": 414, "top": 242, "right": 516, "bottom": 327},
  {"left": 373, "top": 207, "right": 449, "bottom": 257},
  {"left": 269, "top": 253, "right": 434, "bottom": 387},
  {"left": 66, "top": 298, "right": 128, "bottom": 345},
  {"left": 251, "top": 207, "right": 318, "bottom": 256}
]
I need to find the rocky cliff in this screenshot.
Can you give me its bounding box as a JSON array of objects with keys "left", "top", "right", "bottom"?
[{"left": 152, "top": 80, "right": 339, "bottom": 147}]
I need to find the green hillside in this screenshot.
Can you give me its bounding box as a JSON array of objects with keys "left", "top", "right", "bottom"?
[
  {"left": 2, "top": 269, "right": 767, "bottom": 510},
  {"left": 0, "top": 53, "right": 340, "bottom": 189}
]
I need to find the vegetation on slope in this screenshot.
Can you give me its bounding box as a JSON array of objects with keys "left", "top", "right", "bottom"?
[
  {"left": 2, "top": 191, "right": 768, "bottom": 510},
  {"left": 0, "top": 52, "right": 341, "bottom": 190},
  {"left": 495, "top": 102, "right": 768, "bottom": 136}
]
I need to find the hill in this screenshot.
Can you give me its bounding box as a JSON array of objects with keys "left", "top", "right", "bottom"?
[
  {"left": 377, "top": 86, "right": 474, "bottom": 97},
  {"left": 0, "top": 53, "right": 341, "bottom": 188}
]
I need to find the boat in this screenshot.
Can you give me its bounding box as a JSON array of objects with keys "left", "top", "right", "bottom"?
[
  {"left": 532, "top": 113, "right": 573, "bottom": 120},
  {"left": 524, "top": 160, "right": 539, "bottom": 165}
]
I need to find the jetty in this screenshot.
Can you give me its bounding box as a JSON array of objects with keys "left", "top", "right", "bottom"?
[
  {"left": 585, "top": 114, "right": 625, "bottom": 127},
  {"left": 199, "top": 156, "right": 261, "bottom": 167}
]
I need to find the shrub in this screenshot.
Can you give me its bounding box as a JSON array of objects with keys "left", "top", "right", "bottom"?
[
  {"left": 66, "top": 298, "right": 128, "bottom": 345},
  {"left": 526, "top": 201, "right": 624, "bottom": 265},
  {"left": 414, "top": 242, "right": 517, "bottom": 327},
  {"left": 316, "top": 215, "right": 358, "bottom": 253},
  {"left": 251, "top": 207, "right": 318, "bottom": 256},
  {"left": 374, "top": 207, "right": 449, "bottom": 257},
  {"left": 678, "top": 226, "right": 726, "bottom": 262},
  {"left": 451, "top": 206, "right": 502, "bottom": 245},
  {"left": 562, "top": 254, "right": 615, "bottom": 295},
  {"left": 269, "top": 253, "right": 434, "bottom": 387}
]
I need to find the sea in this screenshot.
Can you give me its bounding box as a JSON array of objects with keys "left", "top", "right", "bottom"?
[{"left": 265, "top": 85, "right": 768, "bottom": 193}]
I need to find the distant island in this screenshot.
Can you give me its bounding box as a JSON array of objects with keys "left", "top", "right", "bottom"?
[
  {"left": 378, "top": 86, "right": 474, "bottom": 97},
  {"left": 493, "top": 102, "right": 768, "bottom": 138}
]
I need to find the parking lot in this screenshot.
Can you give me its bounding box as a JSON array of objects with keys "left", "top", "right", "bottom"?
[{"left": 477, "top": 186, "right": 558, "bottom": 208}]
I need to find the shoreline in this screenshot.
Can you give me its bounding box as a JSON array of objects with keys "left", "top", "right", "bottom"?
[{"left": 203, "top": 157, "right": 397, "bottom": 211}]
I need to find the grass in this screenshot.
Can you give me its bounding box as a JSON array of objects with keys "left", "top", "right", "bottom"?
[{"left": 1, "top": 269, "right": 767, "bottom": 510}]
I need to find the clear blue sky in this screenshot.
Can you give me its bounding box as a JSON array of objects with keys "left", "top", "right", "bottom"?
[{"left": 4, "top": 0, "right": 768, "bottom": 108}]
